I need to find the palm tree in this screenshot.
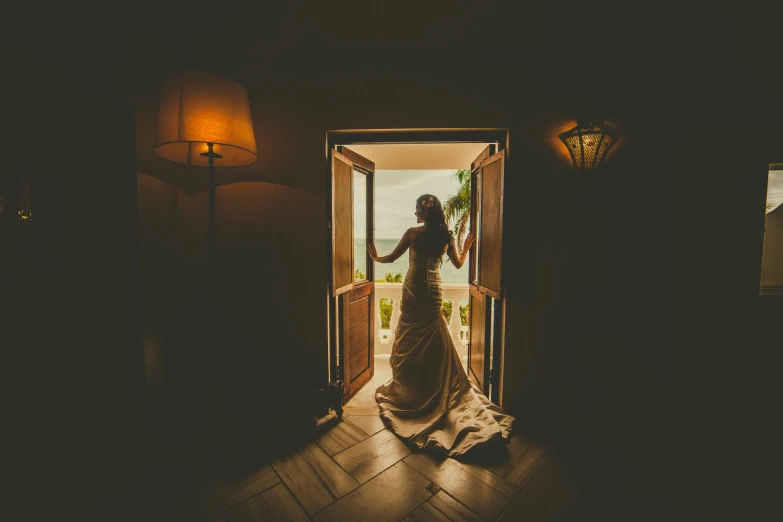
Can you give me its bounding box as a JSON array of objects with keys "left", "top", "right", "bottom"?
[
  {"left": 376, "top": 272, "right": 404, "bottom": 283},
  {"left": 443, "top": 169, "right": 471, "bottom": 246}
]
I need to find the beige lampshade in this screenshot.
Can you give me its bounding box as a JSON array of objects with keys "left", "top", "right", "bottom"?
[{"left": 153, "top": 70, "right": 258, "bottom": 167}]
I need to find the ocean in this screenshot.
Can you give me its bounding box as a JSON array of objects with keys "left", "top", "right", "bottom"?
[{"left": 354, "top": 238, "right": 469, "bottom": 285}]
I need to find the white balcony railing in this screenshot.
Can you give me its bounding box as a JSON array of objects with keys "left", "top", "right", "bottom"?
[{"left": 374, "top": 283, "right": 469, "bottom": 359}]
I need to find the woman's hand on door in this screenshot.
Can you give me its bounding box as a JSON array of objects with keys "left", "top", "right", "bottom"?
[
  {"left": 462, "top": 231, "right": 475, "bottom": 254},
  {"left": 367, "top": 241, "right": 379, "bottom": 262}
]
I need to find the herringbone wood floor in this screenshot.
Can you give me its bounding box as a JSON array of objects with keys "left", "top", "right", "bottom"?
[{"left": 157, "top": 357, "right": 586, "bottom": 522}]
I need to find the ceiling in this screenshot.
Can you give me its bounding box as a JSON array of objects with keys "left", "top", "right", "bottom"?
[
  {"left": 345, "top": 144, "right": 492, "bottom": 170},
  {"left": 5, "top": 1, "right": 782, "bottom": 197},
  {"left": 9, "top": 1, "right": 778, "bottom": 94}
]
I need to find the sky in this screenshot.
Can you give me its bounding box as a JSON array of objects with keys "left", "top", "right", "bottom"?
[{"left": 354, "top": 169, "right": 463, "bottom": 240}]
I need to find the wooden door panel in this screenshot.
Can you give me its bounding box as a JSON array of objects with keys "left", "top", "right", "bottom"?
[
  {"left": 467, "top": 148, "right": 487, "bottom": 392},
  {"left": 332, "top": 151, "right": 353, "bottom": 296},
  {"left": 467, "top": 145, "right": 503, "bottom": 396},
  {"left": 478, "top": 151, "right": 504, "bottom": 299},
  {"left": 334, "top": 147, "right": 375, "bottom": 403},
  {"left": 471, "top": 144, "right": 493, "bottom": 171},
  {"left": 468, "top": 286, "right": 490, "bottom": 391},
  {"left": 340, "top": 146, "right": 376, "bottom": 173},
  {"left": 342, "top": 283, "right": 375, "bottom": 401}
]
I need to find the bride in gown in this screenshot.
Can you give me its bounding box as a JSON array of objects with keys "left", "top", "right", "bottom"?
[{"left": 367, "top": 194, "right": 515, "bottom": 458}]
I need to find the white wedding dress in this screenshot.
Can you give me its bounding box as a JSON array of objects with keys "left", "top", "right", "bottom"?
[{"left": 375, "top": 247, "right": 515, "bottom": 457}]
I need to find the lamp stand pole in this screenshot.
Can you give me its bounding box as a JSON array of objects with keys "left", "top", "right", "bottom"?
[{"left": 201, "top": 142, "right": 229, "bottom": 468}]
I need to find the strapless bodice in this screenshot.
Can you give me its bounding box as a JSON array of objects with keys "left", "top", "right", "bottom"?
[
  {"left": 405, "top": 248, "right": 442, "bottom": 284},
  {"left": 400, "top": 248, "right": 443, "bottom": 318}
]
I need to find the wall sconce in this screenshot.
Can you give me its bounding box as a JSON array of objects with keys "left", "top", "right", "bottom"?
[
  {"left": 18, "top": 172, "right": 33, "bottom": 223},
  {"left": 1, "top": 169, "right": 34, "bottom": 225},
  {"left": 559, "top": 120, "right": 622, "bottom": 171}
]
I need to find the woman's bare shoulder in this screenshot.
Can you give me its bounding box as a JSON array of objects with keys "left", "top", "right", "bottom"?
[{"left": 406, "top": 226, "right": 424, "bottom": 238}]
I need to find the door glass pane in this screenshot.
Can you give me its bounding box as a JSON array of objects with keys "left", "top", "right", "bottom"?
[
  {"left": 354, "top": 169, "right": 367, "bottom": 281},
  {"left": 760, "top": 163, "right": 783, "bottom": 294}
]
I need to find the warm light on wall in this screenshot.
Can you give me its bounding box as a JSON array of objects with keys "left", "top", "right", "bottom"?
[{"left": 559, "top": 120, "right": 622, "bottom": 171}]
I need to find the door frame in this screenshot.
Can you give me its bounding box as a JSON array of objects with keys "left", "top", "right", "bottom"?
[{"left": 325, "top": 128, "right": 511, "bottom": 405}]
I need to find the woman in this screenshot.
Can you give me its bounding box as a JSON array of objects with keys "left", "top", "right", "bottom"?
[{"left": 368, "top": 194, "right": 515, "bottom": 458}]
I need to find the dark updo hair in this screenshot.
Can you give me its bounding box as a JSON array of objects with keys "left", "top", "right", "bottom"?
[{"left": 417, "top": 194, "right": 453, "bottom": 262}]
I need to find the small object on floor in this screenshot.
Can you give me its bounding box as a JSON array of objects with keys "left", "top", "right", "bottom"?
[
  {"left": 288, "top": 380, "right": 346, "bottom": 434},
  {"left": 304, "top": 380, "right": 345, "bottom": 422},
  {"left": 315, "top": 412, "right": 340, "bottom": 430},
  {"left": 425, "top": 482, "right": 441, "bottom": 494}
]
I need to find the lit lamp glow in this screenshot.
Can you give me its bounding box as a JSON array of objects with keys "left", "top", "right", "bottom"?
[
  {"left": 559, "top": 120, "right": 621, "bottom": 171},
  {"left": 152, "top": 70, "right": 258, "bottom": 266},
  {"left": 153, "top": 70, "right": 257, "bottom": 167}
]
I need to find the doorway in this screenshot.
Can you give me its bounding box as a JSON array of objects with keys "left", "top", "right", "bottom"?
[{"left": 326, "top": 129, "right": 509, "bottom": 407}]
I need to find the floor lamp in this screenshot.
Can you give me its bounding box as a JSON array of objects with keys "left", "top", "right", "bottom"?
[{"left": 153, "top": 70, "right": 258, "bottom": 465}]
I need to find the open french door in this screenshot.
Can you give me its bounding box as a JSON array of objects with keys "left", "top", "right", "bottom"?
[
  {"left": 330, "top": 146, "right": 375, "bottom": 403},
  {"left": 467, "top": 145, "right": 506, "bottom": 400}
]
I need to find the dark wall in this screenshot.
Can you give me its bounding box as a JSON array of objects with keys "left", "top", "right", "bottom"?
[
  {"left": 136, "top": 174, "right": 217, "bottom": 476},
  {"left": 3, "top": 48, "right": 146, "bottom": 521},
  {"left": 137, "top": 173, "right": 328, "bottom": 482},
  {"left": 668, "top": 136, "right": 783, "bottom": 520}
]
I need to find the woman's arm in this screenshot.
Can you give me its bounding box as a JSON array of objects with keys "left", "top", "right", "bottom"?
[
  {"left": 448, "top": 231, "right": 475, "bottom": 269},
  {"left": 368, "top": 229, "right": 413, "bottom": 264}
]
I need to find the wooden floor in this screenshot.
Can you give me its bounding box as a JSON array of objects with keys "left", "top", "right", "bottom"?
[{"left": 155, "top": 356, "right": 586, "bottom": 522}]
